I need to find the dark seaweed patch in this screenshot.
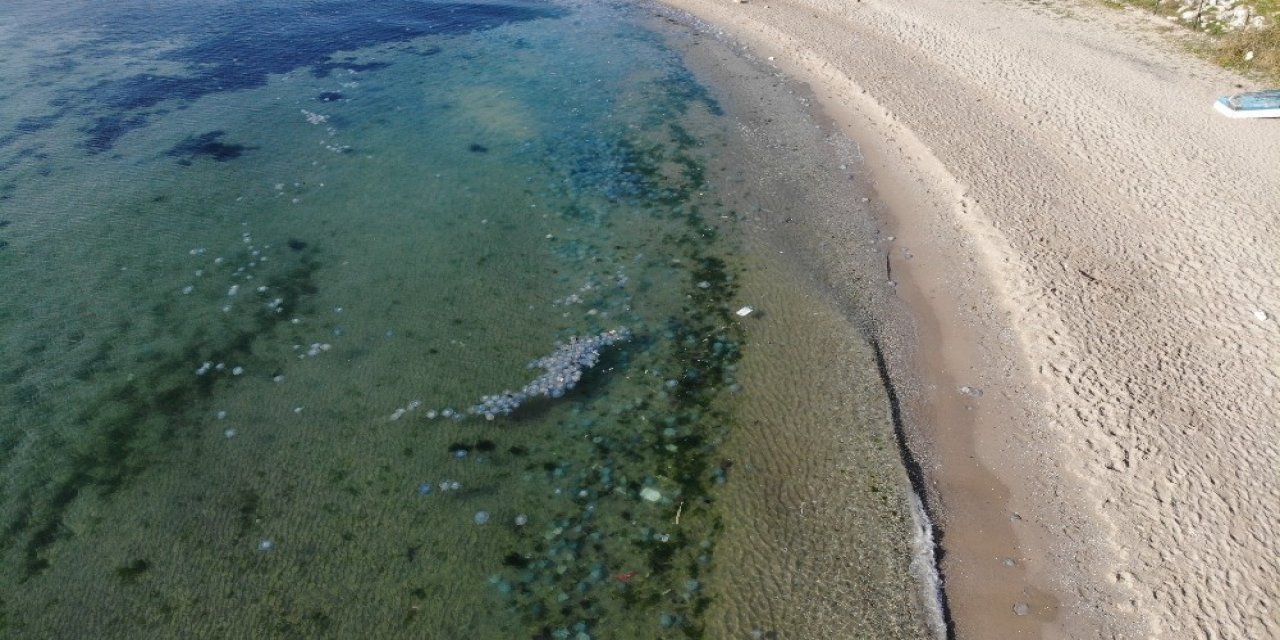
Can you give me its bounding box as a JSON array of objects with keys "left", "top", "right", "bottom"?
[
  {"left": 28, "top": 57, "right": 78, "bottom": 79},
  {"left": 502, "top": 553, "right": 530, "bottom": 569},
  {"left": 83, "top": 113, "right": 149, "bottom": 153},
  {"left": 234, "top": 488, "right": 261, "bottom": 540},
  {"left": 0, "top": 109, "right": 71, "bottom": 153},
  {"left": 53, "top": 3, "right": 564, "bottom": 150},
  {"left": 14, "top": 113, "right": 62, "bottom": 134},
  {"left": 468, "top": 143, "right": 489, "bottom": 153},
  {"left": 114, "top": 558, "right": 151, "bottom": 583},
  {"left": 316, "top": 91, "right": 344, "bottom": 102},
  {"left": 655, "top": 68, "right": 723, "bottom": 117},
  {"left": 166, "top": 130, "right": 253, "bottom": 163}
]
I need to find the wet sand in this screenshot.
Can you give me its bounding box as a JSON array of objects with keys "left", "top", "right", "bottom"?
[
  {"left": 654, "top": 1, "right": 1280, "bottom": 638},
  {"left": 654, "top": 18, "right": 947, "bottom": 636}
]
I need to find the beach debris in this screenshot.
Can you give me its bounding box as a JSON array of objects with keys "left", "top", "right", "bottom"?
[
  {"left": 257, "top": 539, "right": 274, "bottom": 552},
  {"left": 640, "top": 487, "right": 663, "bottom": 503},
  {"left": 959, "top": 385, "right": 983, "bottom": 398},
  {"left": 735, "top": 306, "right": 754, "bottom": 317},
  {"left": 474, "top": 511, "right": 490, "bottom": 525},
  {"left": 1253, "top": 309, "right": 1269, "bottom": 322},
  {"left": 1214, "top": 89, "right": 1280, "bottom": 119},
  {"left": 1012, "top": 602, "right": 1030, "bottom": 616},
  {"left": 224, "top": 428, "right": 238, "bottom": 439}
]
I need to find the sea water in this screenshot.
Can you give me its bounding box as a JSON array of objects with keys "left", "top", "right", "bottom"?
[{"left": 0, "top": 1, "right": 931, "bottom": 637}]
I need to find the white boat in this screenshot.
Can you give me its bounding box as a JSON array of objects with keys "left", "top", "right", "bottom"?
[{"left": 1214, "top": 89, "right": 1280, "bottom": 119}]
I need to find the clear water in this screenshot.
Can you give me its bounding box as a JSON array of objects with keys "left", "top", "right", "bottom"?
[{"left": 0, "top": 1, "right": 929, "bottom": 637}]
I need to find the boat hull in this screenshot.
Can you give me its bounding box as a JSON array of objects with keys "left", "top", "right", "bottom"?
[{"left": 1214, "top": 90, "right": 1280, "bottom": 119}]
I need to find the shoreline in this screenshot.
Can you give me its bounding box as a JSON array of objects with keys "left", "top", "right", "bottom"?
[
  {"left": 655, "top": 0, "right": 1280, "bottom": 638},
  {"left": 658, "top": 18, "right": 950, "bottom": 636}
]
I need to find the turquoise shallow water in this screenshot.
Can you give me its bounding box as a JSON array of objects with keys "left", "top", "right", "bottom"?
[
  {"left": 0, "top": 1, "right": 751, "bottom": 637},
  {"left": 0, "top": 1, "right": 932, "bottom": 637}
]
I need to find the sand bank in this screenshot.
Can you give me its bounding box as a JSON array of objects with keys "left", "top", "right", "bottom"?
[{"left": 654, "top": 0, "right": 1280, "bottom": 637}]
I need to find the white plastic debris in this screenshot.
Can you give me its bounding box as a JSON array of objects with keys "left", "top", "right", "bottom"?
[{"left": 735, "top": 306, "right": 754, "bottom": 317}]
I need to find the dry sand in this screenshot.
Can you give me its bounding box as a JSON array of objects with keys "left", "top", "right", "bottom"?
[{"left": 653, "top": 0, "right": 1280, "bottom": 637}]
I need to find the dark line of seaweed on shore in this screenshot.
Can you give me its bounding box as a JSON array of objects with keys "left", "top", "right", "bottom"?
[{"left": 867, "top": 339, "right": 956, "bottom": 640}]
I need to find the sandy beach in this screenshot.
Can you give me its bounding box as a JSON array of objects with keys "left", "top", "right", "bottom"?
[{"left": 654, "top": 0, "right": 1280, "bottom": 637}]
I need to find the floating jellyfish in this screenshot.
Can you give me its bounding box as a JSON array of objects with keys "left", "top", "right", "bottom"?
[{"left": 467, "top": 328, "right": 630, "bottom": 419}]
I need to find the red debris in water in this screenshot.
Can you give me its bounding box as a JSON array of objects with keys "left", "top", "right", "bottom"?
[{"left": 615, "top": 571, "right": 638, "bottom": 583}]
